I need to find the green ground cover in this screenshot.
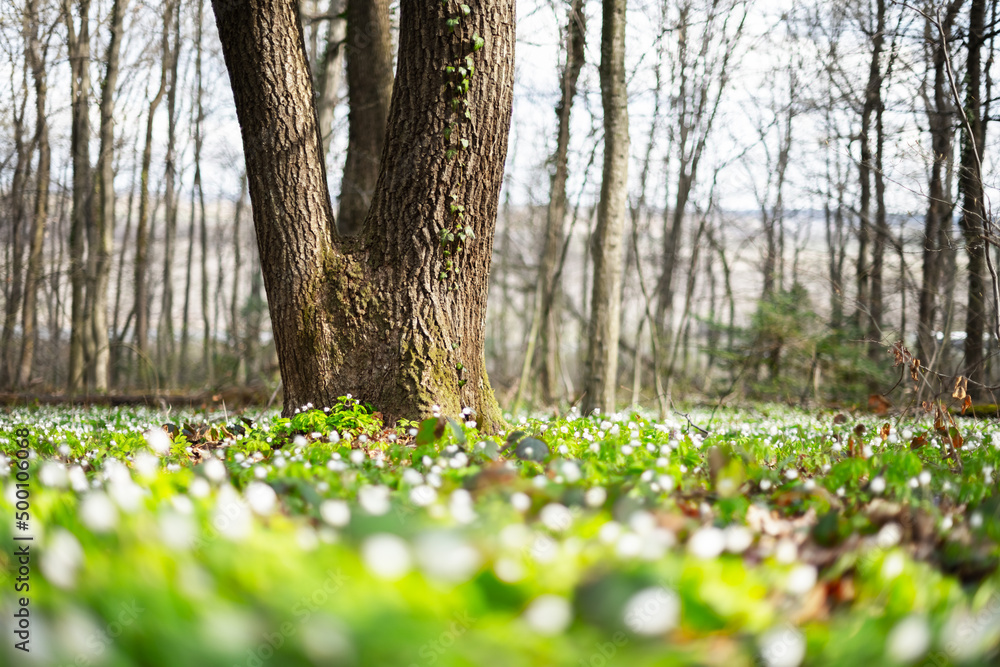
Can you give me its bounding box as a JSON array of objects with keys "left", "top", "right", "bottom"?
[{"left": 1, "top": 399, "right": 998, "bottom": 666}]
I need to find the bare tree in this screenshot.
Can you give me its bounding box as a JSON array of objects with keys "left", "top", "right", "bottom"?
[{"left": 582, "top": 0, "right": 629, "bottom": 416}]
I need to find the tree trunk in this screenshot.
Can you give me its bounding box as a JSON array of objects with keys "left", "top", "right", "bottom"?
[
  {"left": 337, "top": 0, "right": 394, "bottom": 236},
  {"left": 514, "top": 0, "right": 586, "bottom": 410},
  {"left": 855, "top": 0, "right": 884, "bottom": 331},
  {"left": 582, "top": 0, "right": 629, "bottom": 416},
  {"left": 316, "top": 0, "right": 346, "bottom": 159},
  {"left": 917, "top": 3, "right": 961, "bottom": 366},
  {"left": 158, "top": 0, "right": 181, "bottom": 381},
  {"left": 134, "top": 0, "right": 173, "bottom": 363},
  {"left": 64, "top": 0, "right": 94, "bottom": 393},
  {"left": 18, "top": 0, "right": 51, "bottom": 389},
  {"left": 1, "top": 73, "right": 30, "bottom": 389},
  {"left": 92, "top": 0, "right": 128, "bottom": 392},
  {"left": 211, "top": 0, "right": 515, "bottom": 429},
  {"left": 960, "top": 0, "right": 988, "bottom": 391}
]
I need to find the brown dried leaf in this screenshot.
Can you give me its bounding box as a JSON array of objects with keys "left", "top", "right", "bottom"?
[
  {"left": 910, "top": 435, "right": 927, "bottom": 450},
  {"left": 880, "top": 423, "right": 891, "bottom": 441},
  {"left": 953, "top": 376, "right": 968, "bottom": 400},
  {"left": 868, "top": 394, "right": 891, "bottom": 415},
  {"left": 962, "top": 396, "right": 973, "bottom": 415}
]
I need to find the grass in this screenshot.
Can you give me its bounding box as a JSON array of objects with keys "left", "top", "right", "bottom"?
[{"left": 0, "top": 398, "right": 998, "bottom": 666}]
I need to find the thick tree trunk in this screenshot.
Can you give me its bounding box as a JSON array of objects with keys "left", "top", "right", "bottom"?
[
  {"left": 18, "top": 0, "right": 51, "bottom": 389},
  {"left": 212, "top": 0, "right": 514, "bottom": 430},
  {"left": 337, "top": 0, "right": 394, "bottom": 236},
  {"left": 92, "top": 0, "right": 128, "bottom": 392},
  {"left": 64, "top": 0, "right": 94, "bottom": 393},
  {"left": 582, "top": 0, "right": 629, "bottom": 416},
  {"left": 960, "top": 0, "right": 988, "bottom": 391}
]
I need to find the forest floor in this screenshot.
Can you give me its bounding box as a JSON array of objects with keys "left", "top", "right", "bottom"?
[{"left": 1, "top": 399, "right": 999, "bottom": 666}]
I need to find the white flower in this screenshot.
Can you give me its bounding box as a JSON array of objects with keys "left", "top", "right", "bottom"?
[
  {"left": 144, "top": 428, "right": 172, "bottom": 455},
  {"left": 687, "top": 527, "right": 725, "bottom": 560},
  {"left": 759, "top": 626, "right": 806, "bottom": 667},
  {"left": 870, "top": 476, "right": 886, "bottom": 494},
  {"left": 358, "top": 486, "right": 391, "bottom": 516},
  {"left": 409, "top": 484, "right": 437, "bottom": 507},
  {"left": 39, "top": 461, "right": 68, "bottom": 488},
  {"left": 540, "top": 503, "right": 572, "bottom": 532},
  {"left": 623, "top": 587, "right": 679, "bottom": 636},
  {"left": 785, "top": 565, "right": 817, "bottom": 596},
  {"left": 361, "top": 534, "right": 411, "bottom": 580},
  {"left": 584, "top": 487, "right": 607, "bottom": 508},
  {"left": 41, "top": 529, "right": 84, "bottom": 589},
  {"left": 724, "top": 525, "right": 754, "bottom": 554},
  {"left": 203, "top": 458, "right": 227, "bottom": 483},
  {"left": 414, "top": 532, "right": 481, "bottom": 583},
  {"left": 80, "top": 492, "right": 118, "bottom": 533},
  {"left": 320, "top": 499, "right": 350, "bottom": 527},
  {"left": 886, "top": 615, "right": 931, "bottom": 663},
  {"left": 244, "top": 482, "right": 278, "bottom": 516},
  {"left": 522, "top": 595, "right": 572, "bottom": 635}
]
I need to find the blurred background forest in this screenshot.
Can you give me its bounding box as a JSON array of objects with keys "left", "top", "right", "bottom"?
[{"left": 1, "top": 0, "right": 999, "bottom": 410}]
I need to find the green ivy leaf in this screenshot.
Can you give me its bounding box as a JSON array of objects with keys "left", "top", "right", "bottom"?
[
  {"left": 460, "top": 4, "right": 471, "bottom": 15},
  {"left": 472, "top": 32, "right": 485, "bottom": 52}
]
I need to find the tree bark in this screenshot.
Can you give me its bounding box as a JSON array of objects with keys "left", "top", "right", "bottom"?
[
  {"left": 513, "top": 0, "right": 586, "bottom": 410},
  {"left": 960, "top": 0, "right": 988, "bottom": 391},
  {"left": 1, "top": 70, "right": 30, "bottom": 389},
  {"left": 582, "top": 0, "right": 629, "bottom": 416},
  {"left": 134, "top": 0, "right": 174, "bottom": 363},
  {"left": 211, "top": 0, "right": 514, "bottom": 430},
  {"left": 18, "top": 0, "right": 51, "bottom": 389},
  {"left": 855, "top": 0, "right": 884, "bottom": 330},
  {"left": 337, "top": 0, "right": 394, "bottom": 236},
  {"left": 158, "top": 0, "right": 182, "bottom": 381},
  {"left": 917, "top": 3, "right": 961, "bottom": 366},
  {"left": 64, "top": 0, "right": 94, "bottom": 393},
  {"left": 315, "top": 0, "right": 346, "bottom": 159},
  {"left": 92, "top": 0, "right": 129, "bottom": 392}
]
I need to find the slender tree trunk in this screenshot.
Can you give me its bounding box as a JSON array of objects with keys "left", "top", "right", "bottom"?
[
  {"left": 960, "top": 0, "right": 988, "bottom": 391},
  {"left": 134, "top": 0, "right": 173, "bottom": 363},
  {"left": 337, "top": 0, "right": 394, "bottom": 236},
  {"left": 512, "top": 0, "right": 585, "bottom": 411},
  {"left": 1, "top": 72, "right": 30, "bottom": 388},
  {"left": 582, "top": 0, "right": 629, "bottom": 416},
  {"left": 18, "top": 0, "right": 51, "bottom": 389},
  {"left": 64, "top": 0, "right": 94, "bottom": 393},
  {"left": 158, "top": 0, "right": 181, "bottom": 382},
  {"left": 91, "top": 0, "right": 129, "bottom": 392},
  {"left": 855, "top": 0, "right": 884, "bottom": 330},
  {"left": 316, "top": 0, "right": 346, "bottom": 159},
  {"left": 211, "top": 0, "right": 515, "bottom": 429},
  {"left": 232, "top": 173, "right": 247, "bottom": 384}
]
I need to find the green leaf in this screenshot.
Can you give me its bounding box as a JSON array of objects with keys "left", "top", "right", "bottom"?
[
  {"left": 472, "top": 33, "right": 485, "bottom": 52},
  {"left": 460, "top": 4, "right": 471, "bottom": 15},
  {"left": 446, "top": 148, "right": 458, "bottom": 160},
  {"left": 447, "top": 418, "right": 467, "bottom": 446},
  {"left": 461, "top": 138, "right": 470, "bottom": 149},
  {"left": 416, "top": 418, "right": 444, "bottom": 446}
]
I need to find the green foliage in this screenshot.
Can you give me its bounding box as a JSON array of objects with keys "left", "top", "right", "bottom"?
[
  {"left": 713, "top": 284, "right": 885, "bottom": 401},
  {"left": 1, "top": 403, "right": 998, "bottom": 665}
]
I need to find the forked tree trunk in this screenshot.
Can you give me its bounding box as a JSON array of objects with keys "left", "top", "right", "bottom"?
[
  {"left": 337, "top": 0, "right": 394, "bottom": 236},
  {"left": 582, "top": 0, "right": 629, "bottom": 416},
  {"left": 212, "top": 0, "right": 514, "bottom": 430}
]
